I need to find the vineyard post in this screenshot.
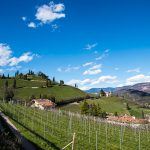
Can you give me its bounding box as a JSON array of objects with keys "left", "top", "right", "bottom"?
[
  {"left": 146, "top": 124, "right": 149, "bottom": 142},
  {"left": 44, "top": 123, "right": 46, "bottom": 139},
  {"left": 47, "top": 112, "right": 48, "bottom": 124},
  {"left": 72, "top": 132, "right": 76, "bottom": 150},
  {"left": 135, "top": 128, "right": 137, "bottom": 141},
  {"left": 32, "top": 115, "right": 34, "bottom": 131},
  {"left": 96, "top": 130, "right": 98, "bottom": 150},
  {"left": 105, "top": 123, "right": 108, "bottom": 150},
  {"left": 85, "top": 118, "right": 86, "bottom": 135},
  {"left": 138, "top": 129, "right": 141, "bottom": 150},
  {"left": 120, "top": 125, "right": 123, "bottom": 150},
  {"left": 89, "top": 120, "right": 91, "bottom": 144}
]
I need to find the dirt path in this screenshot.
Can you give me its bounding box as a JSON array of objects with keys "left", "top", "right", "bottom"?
[{"left": 0, "top": 111, "right": 37, "bottom": 150}]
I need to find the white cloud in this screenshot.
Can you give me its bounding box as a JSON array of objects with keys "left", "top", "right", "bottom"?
[
  {"left": 126, "top": 74, "right": 150, "bottom": 85},
  {"left": 0, "top": 43, "right": 12, "bottom": 66},
  {"left": 67, "top": 75, "right": 118, "bottom": 90},
  {"left": 65, "top": 66, "right": 80, "bottom": 72},
  {"left": 0, "top": 43, "right": 37, "bottom": 68},
  {"left": 9, "top": 52, "right": 34, "bottom": 66},
  {"left": 127, "top": 68, "right": 140, "bottom": 73},
  {"left": 35, "top": 1, "right": 65, "bottom": 24},
  {"left": 79, "top": 86, "right": 90, "bottom": 91},
  {"left": 96, "top": 49, "right": 110, "bottom": 60},
  {"left": 82, "top": 62, "right": 93, "bottom": 67},
  {"left": 91, "top": 76, "right": 118, "bottom": 85},
  {"left": 57, "top": 66, "right": 80, "bottom": 73},
  {"left": 22, "top": 16, "right": 27, "bottom": 21},
  {"left": 67, "top": 78, "right": 92, "bottom": 86},
  {"left": 84, "top": 43, "right": 97, "bottom": 50},
  {"left": 28, "top": 22, "right": 36, "bottom": 28},
  {"left": 83, "top": 64, "right": 102, "bottom": 75}
]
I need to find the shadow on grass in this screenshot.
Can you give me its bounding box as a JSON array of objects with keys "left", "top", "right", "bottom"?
[{"left": 11, "top": 118, "right": 61, "bottom": 150}]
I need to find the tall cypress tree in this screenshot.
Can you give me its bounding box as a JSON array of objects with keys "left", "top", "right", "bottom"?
[{"left": 13, "top": 79, "right": 16, "bottom": 89}]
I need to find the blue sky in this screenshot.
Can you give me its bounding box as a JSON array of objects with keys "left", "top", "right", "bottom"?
[{"left": 0, "top": 0, "right": 150, "bottom": 90}]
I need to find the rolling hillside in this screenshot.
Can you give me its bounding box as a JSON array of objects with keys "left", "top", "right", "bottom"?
[
  {"left": 0, "top": 78, "right": 88, "bottom": 103},
  {"left": 60, "top": 96, "right": 150, "bottom": 118}
]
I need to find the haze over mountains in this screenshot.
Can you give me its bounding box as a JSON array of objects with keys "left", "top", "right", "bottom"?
[
  {"left": 86, "top": 82, "right": 150, "bottom": 104},
  {"left": 86, "top": 82, "right": 150, "bottom": 93},
  {"left": 116, "top": 82, "right": 150, "bottom": 94}
]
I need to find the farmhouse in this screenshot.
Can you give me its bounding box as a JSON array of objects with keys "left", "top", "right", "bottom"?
[
  {"left": 105, "top": 92, "right": 112, "bottom": 97},
  {"left": 31, "top": 99, "right": 56, "bottom": 110}
]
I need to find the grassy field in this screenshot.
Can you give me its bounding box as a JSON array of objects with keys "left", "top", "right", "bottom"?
[
  {"left": 0, "top": 79, "right": 87, "bottom": 102},
  {"left": 59, "top": 97, "right": 150, "bottom": 118},
  {"left": 14, "top": 85, "right": 87, "bottom": 102},
  {"left": 0, "top": 102, "right": 150, "bottom": 150}
]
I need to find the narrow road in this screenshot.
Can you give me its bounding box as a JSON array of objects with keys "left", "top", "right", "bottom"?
[{"left": 0, "top": 111, "right": 37, "bottom": 150}]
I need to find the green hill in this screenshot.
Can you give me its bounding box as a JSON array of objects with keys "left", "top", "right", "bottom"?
[
  {"left": 0, "top": 78, "right": 88, "bottom": 103},
  {"left": 60, "top": 97, "right": 150, "bottom": 118}
]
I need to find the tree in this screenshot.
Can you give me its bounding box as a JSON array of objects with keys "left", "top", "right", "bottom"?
[
  {"left": 4, "top": 89, "right": 14, "bottom": 102},
  {"left": 23, "top": 74, "right": 27, "bottom": 80},
  {"left": 97, "top": 104, "right": 102, "bottom": 116},
  {"left": 2, "top": 74, "right": 5, "bottom": 79},
  {"left": 4, "top": 80, "right": 8, "bottom": 89},
  {"left": 37, "top": 71, "right": 48, "bottom": 79},
  {"left": 19, "top": 73, "right": 23, "bottom": 79},
  {"left": 126, "top": 103, "right": 131, "bottom": 110},
  {"left": 15, "top": 70, "right": 19, "bottom": 77},
  {"left": 12, "top": 79, "right": 16, "bottom": 89},
  {"left": 91, "top": 104, "right": 98, "bottom": 116},
  {"left": 42, "top": 94, "right": 47, "bottom": 99},
  {"left": 75, "top": 84, "right": 77, "bottom": 88},
  {"left": 101, "top": 111, "right": 107, "bottom": 118},
  {"left": 49, "top": 96, "right": 56, "bottom": 103},
  {"left": 114, "top": 112, "right": 118, "bottom": 116},
  {"left": 59, "top": 80, "right": 64, "bottom": 86},
  {"left": 49, "top": 79, "right": 52, "bottom": 86},
  {"left": 30, "top": 95, "right": 36, "bottom": 100},
  {"left": 46, "top": 79, "right": 49, "bottom": 87},
  {"left": 141, "top": 110, "right": 145, "bottom": 119},
  {"left": 7, "top": 74, "right": 9, "bottom": 79},
  {"left": 52, "top": 77, "right": 55, "bottom": 84},
  {"left": 81, "top": 101, "right": 89, "bottom": 114},
  {"left": 39, "top": 94, "right": 42, "bottom": 99},
  {"left": 100, "top": 89, "right": 106, "bottom": 97}
]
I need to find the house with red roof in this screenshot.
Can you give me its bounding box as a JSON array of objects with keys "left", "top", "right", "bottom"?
[{"left": 31, "top": 99, "right": 56, "bottom": 110}]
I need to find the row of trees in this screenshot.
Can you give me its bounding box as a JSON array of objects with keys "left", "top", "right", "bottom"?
[
  {"left": 0, "top": 74, "right": 10, "bottom": 79},
  {"left": 81, "top": 101, "right": 107, "bottom": 118}
]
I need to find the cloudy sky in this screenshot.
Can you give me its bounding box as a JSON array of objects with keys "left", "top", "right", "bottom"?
[{"left": 0, "top": 0, "right": 150, "bottom": 90}]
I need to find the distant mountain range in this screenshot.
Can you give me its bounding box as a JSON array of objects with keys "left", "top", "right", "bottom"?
[
  {"left": 86, "top": 87, "right": 116, "bottom": 93},
  {"left": 114, "top": 82, "right": 150, "bottom": 104},
  {"left": 86, "top": 82, "right": 150, "bottom": 104},
  {"left": 116, "top": 82, "right": 150, "bottom": 94}
]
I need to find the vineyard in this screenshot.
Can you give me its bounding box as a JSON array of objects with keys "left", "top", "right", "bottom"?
[{"left": 0, "top": 102, "right": 150, "bottom": 150}]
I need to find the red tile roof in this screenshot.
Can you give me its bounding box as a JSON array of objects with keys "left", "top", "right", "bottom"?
[{"left": 32, "top": 99, "right": 56, "bottom": 107}]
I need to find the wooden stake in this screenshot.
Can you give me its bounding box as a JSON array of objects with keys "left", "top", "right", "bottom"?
[{"left": 72, "top": 133, "right": 76, "bottom": 150}]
